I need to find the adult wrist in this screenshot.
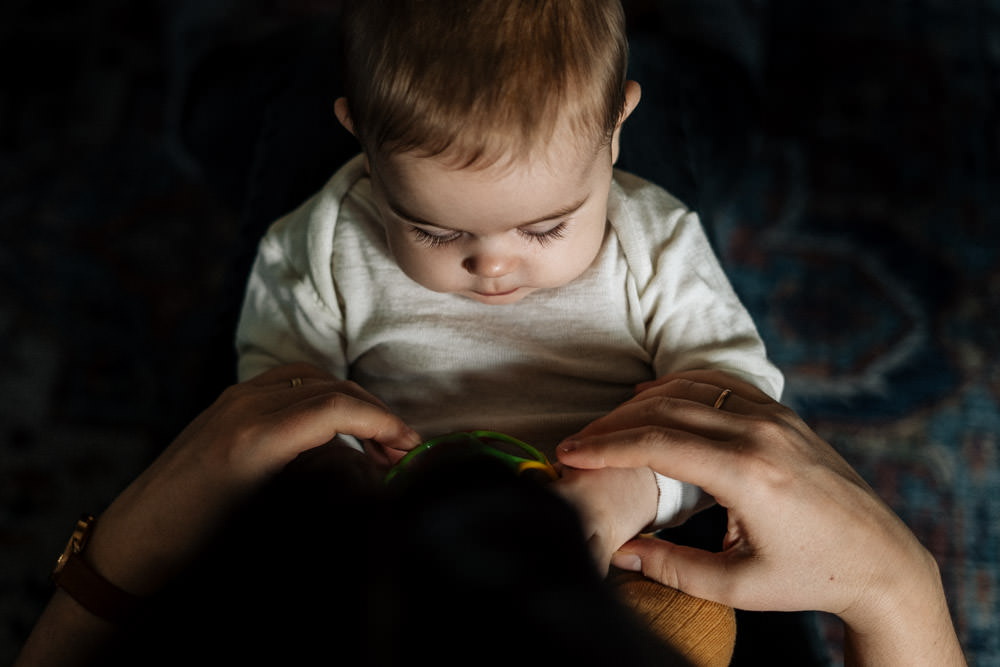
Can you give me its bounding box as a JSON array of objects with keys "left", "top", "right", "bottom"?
[
  {"left": 51, "top": 514, "right": 145, "bottom": 624},
  {"left": 840, "top": 547, "right": 964, "bottom": 666}
]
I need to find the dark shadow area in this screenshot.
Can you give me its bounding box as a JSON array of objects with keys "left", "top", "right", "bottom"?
[{"left": 2, "top": 1, "right": 997, "bottom": 663}]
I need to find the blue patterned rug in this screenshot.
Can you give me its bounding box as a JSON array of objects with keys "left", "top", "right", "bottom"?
[{"left": 2, "top": 1, "right": 997, "bottom": 664}]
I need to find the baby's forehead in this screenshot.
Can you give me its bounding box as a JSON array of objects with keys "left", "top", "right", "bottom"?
[
  {"left": 377, "top": 119, "right": 609, "bottom": 181},
  {"left": 371, "top": 137, "right": 609, "bottom": 227}
]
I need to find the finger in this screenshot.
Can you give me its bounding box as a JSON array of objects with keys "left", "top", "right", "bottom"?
[
  {"left": 557, "top": 426, "right": 743, "bottom": 504},
  {"left": 568, "top": 390, "right": 747, "bottom": 442},
  {"left": 634, "top": 369, "right": 774, "bottom": 402},
  {"left": 612, "top": 536, "right": 746, "bottom": 608},
  {"left": 568, "top": 375, "right": 768, "bottom": 444},
  {"left": 265, "top": 391, "right": 420, "bottom": 461},
  {"left": 316, "top": 379, "right": 392, "bottom": 411},
  {"left": 634, "top": 381, "right": 755, "bottom": 415},
  {"left": 635, "top": 370, "right": 774, "bottom": 412},
  {"left": 363, "top": 438, "right": 416, "bottom": 467},
  {"left": 244, "top": 371, "right": 393, "bottom": 419},
  {"left": 248, "top": 362, "right": 334, "bottom": 386},
  {"left": 247, "top": 364, "right": 395, "bottom": 411},
  {"left": 362, "top": 439, "right": 396, "bottom": 468}
]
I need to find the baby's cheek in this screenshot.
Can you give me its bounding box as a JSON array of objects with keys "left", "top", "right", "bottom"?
[
  {"left": 388, "top": 244, "right": 454, "bottom": 292},
  {"left": 544, "top": 229, "right": 605, "bottom": 287}
]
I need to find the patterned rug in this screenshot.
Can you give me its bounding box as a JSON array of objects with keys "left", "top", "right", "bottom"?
[{"left": 2, "top": 1, "right": 997, "bottom": 664}]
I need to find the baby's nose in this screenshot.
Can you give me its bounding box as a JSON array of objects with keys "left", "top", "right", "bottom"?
[{"left": 462, "top": 252, "right": 517, "bottom": 277}]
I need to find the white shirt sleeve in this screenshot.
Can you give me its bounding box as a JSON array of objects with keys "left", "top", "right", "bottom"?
[
  {"left": 610, "top": 170, "right": 784, "bottom": 528},
  {"left": 234, "top": 159, "right": 368, "bottom": 382}
]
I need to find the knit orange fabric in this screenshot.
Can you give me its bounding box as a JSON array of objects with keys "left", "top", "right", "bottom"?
[{"left": 611, "top": 570, "right": 736, "bottom": 667}]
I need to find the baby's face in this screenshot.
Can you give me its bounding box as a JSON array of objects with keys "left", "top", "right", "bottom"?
[{"left": 368, "top": 141, "right": 614, "bottom": 305}]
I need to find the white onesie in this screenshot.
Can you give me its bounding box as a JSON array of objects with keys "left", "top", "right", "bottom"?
[{"left": 236, "top": 154, "right": 783, "bottom": 526}]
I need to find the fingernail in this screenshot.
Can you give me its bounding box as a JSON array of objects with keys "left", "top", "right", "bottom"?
[
  {"left": 558, "top": 440, "right": 579, "bottom": 453},
  {"left": 612, "top": 551, "right": 642, "bottom": 572}
]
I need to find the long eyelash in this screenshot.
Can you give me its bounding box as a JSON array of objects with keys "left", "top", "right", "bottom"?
[
  {"left": 410, "top": 226, "right": 460, "bottom": 248},
  {"left": 410, "top": 221, "right": 569, "bottom": 248},
  {"left": 519, "top": 221, "right": 568, "bottom": 246}
]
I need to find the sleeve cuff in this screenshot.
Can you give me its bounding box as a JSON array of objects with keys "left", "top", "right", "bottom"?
[{"left": 651, "top": 471, "right": 714, "bottom": 529}]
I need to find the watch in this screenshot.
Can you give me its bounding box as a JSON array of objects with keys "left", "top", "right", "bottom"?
[{"left": 51, "top": 513, "right": 143, "bottom": 623}]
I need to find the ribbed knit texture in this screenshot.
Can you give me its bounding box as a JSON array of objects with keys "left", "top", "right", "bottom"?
[{"left": 611, "top": 570, "right": 736, "bottom": 667}]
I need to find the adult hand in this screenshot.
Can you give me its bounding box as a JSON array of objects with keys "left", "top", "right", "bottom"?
[
  {"left": 15, "top": 364, "right": 421, "bottom": 667},
  {"left": 88, "top": 363, "right": 420, "bottom": 596},
  {"left": 556, "top": 370, "right": 965, "bottom": 666}
]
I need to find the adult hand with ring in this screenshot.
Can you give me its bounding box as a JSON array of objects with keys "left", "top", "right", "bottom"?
[
  {"left": 557, "top": 369, "right": 966, "bottom": 666},
  {"left": 92, "top": 363, "right": 420, "bottom": 594},
  {"left": 282, "top": 366, "right": 416, "bottom": 468},
  {"left": 711, "top": 387, "right": 732, "bottom": 409},
  {"left": 15, "top": 363, "right": 421, "bottom": 667}
]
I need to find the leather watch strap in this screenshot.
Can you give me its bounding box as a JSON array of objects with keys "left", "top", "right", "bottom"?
[{"left": 51, "top": 515, "right": 143, "bottom": 623}]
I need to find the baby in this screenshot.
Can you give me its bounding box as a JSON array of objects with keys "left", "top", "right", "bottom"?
[{"left": 235, "top": 0, "right": 783, "bottom": 570}]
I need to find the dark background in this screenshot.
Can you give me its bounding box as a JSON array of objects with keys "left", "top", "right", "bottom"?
[{"left": 2, "top": 1, "right": 998, "bottom": 664}]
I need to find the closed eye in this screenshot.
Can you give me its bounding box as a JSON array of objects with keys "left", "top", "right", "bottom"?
[
  {"left": 518, "top": 220, "right": 568, "bottom": 246},
  {"left": 410, "top": 226, "right": 463, "bottom": 247},
  {"left": 409, "top": 220, "right": 569, "bottom": 248}
]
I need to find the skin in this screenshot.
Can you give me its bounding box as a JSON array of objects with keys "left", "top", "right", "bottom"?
[
  {"left": 16, "top": 366, "right": 966, "bottom": 665},
  {"left": 557, "top": 369, "right": 967, "bottom": 667},
  {"left": 333, "top": 82, "right": 641, "bottom": 306},
  {"left": 367, "top": 149, "right": 612, "bottom": 305},
  {"left": 15, "top": 364, "right": 421, "bottom": 667},
  {"left": 334, "top": 83, "right": 660, "bottom": 570}
]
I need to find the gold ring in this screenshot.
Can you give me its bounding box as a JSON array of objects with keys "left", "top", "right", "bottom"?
[
  {"left": 289, "top": 377, "right": 303, "bottom": 388},
  {"left": 713, "top": 388, "right": 733, "bottom": 409}
]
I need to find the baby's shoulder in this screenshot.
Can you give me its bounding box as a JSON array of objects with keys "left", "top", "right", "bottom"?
[
  {"left": 608, "top": 169, "right": 695, "bottom": 241},
  {"left": 611, "top": 169, "right": 689, "bottom": 211},
  {"left": 251, "top": 155, "right": 373, "bottom": 284},
  {"left": 263, "top": 155, "right": 371, "bottom": 244}
]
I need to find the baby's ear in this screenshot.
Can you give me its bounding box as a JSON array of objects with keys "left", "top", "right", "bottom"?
[
  {"left": 611, "top": 81, "right": 642, "bottom": 164},
  {"left": 334, "top": 98, "right": 369, "bottom": 172},
  {"left": 334, "top": 97, "right": 356, "bottom": 136}
]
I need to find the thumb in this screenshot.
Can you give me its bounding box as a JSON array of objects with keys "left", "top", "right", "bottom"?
[{"left": 611, "top": 536, "right": 739, "bottom": 607}]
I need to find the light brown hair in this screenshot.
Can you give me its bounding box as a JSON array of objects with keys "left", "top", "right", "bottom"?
[{"left": 340, "top": 0, "right": 629, "bottom": 168}]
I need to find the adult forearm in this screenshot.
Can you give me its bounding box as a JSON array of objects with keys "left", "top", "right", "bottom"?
[
  {"left": 843, "top": 556, "right": 965, "bottom": 667},
  {"left": 12, "top": 467, "right": 229, "bottom": 667},
  {"left": 14, "top": 365, "right": 420, "bottom": 666},
  {"left": 14, "top": 592, "right": 118, "bottom": 667}
]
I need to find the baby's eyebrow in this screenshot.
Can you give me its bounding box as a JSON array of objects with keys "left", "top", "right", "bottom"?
[{"left": 388, "top": 195, "right": 589, "bottom": 231}]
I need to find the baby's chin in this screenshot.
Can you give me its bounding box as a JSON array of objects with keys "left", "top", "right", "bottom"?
[{"left": 460, "top": 286, "right": 539, "bottom": 305}]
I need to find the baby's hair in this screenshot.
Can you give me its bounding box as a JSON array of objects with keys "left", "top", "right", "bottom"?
[{"left": 340, "top": 0, "right": 629, "bottom": 169}]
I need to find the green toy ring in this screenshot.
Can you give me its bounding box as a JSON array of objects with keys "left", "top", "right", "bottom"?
[{"left": 384, "top": 430, "right": 558, "bottom": 484}]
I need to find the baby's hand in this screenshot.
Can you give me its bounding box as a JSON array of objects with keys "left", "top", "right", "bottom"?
[{"left": 553, "top": 466, "right": 658, "bottom": 574}]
